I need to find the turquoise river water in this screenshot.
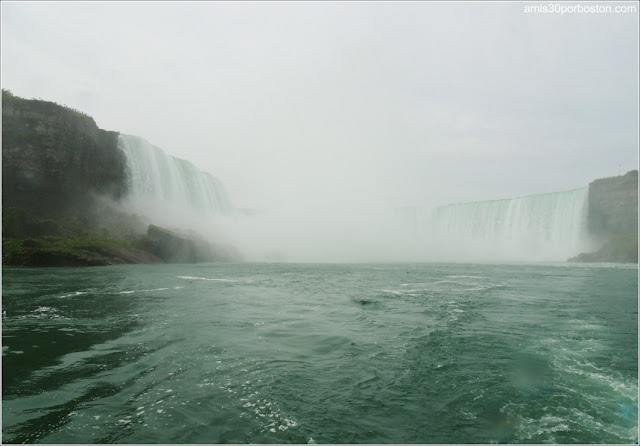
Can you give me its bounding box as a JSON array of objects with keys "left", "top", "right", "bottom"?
[{"left": 2, "top": 262, "right": 638, "bottom": 443}]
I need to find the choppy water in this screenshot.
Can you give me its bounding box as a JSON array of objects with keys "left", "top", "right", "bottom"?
[{"left": 2, "top": 262, "right": 637, "bottom": 443}]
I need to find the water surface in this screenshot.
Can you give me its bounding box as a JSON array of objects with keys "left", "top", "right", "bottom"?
[{"left": 2, "top": 262, "right": 637, "bottom": 443}]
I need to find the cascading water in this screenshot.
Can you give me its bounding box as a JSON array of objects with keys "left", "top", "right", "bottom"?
[
  {"left": 118, "top": 134, "right": 233, "bottom": 229},
  {"left": 400, "top": 188, "right": 594, "bottom": 262},
  {"left": 116, "top": 132, "right": 593, "bottom": 262}
]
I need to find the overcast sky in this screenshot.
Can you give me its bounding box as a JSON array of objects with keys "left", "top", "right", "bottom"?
[{"left": 2, "top": 1, "right": 638, "bottom": 210}]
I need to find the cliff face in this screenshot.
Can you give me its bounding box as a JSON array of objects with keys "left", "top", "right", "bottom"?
[
  {"left": 2, "top": 91, "right": 127, "bottom": 217},
  {"left": 570, "top": 170, "right": 638, "bottom": 263},
  {"left": 2, "top": 91, "right": 240, "bottom": 266},
  {"left": 587, "top": 170, "right": 638, "bottom": 237}
]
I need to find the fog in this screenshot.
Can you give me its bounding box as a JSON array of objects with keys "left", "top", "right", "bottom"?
[
  {"left": 1, "top": 2, "right": 637, "bottom": 262},
  {"left": 114, "top": 131, "right": 598, "bottom": 263}
]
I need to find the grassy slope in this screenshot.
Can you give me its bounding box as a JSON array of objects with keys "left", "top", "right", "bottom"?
[{"left": 2, "top": 236, "right": 160, "bottom": 267}]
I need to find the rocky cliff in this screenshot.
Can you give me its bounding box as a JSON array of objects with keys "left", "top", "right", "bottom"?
[
  {"left": 2, "top": 90, "right": 126, "bottom": 217},
  {"left": 587, "top": 170, "right": 638, "bottom": 237},
  {"left": 569, "top": 170, "right": 638, "bottom": 263},
  {"left": 2, "top": 91, "right": 240, "bottom": 266}
]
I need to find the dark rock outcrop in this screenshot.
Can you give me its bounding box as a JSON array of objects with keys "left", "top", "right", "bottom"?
[
  {"left": 570, "top": 170, "right": 638, "bottom": 263},
  {"left": 146, "top": 225, "right": 241, "bottom": 263},
  {"left": 2, "top": 91, "right": 241, "bottom": 267},
  {"left": 587, "top": 170, "right": 638, "bottom": 237},
  {"left": 2, "top": 90, "right": 127, "bottom": 218}
]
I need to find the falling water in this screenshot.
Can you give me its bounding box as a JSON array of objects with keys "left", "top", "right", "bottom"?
[
  {"left": 399, "top": 188, "right": 593, "bottom": 262},
  {"left": 116, "top": 133, "right": 593, "bottom": 262},
  {"left": 117, "top": 134, "right": 233, "bottom": 224}
]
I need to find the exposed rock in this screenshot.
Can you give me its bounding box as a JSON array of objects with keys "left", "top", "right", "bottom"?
[
  {"left": 587, "top": 170, "right": 638, "bottom": 237},
  {"left": 570, "top": 170, "right": 638, "bottom": 263},
  {"left": 2, "top": 91, "right": 242, "bottom": 266},
  {"left": 2, "top": 90, "right": 126, "bottom": 218},
  {"left": 146, "top": 224, "right": 241, "bottom": 263}
]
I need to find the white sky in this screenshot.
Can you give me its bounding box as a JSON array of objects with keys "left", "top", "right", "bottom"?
[{"left": 2, "top": 1, "right": 638, "bottom": 211}]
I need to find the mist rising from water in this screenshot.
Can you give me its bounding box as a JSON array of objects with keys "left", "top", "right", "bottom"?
[{"left": 116, "top": 135, "right": 595, "bottom": 263}]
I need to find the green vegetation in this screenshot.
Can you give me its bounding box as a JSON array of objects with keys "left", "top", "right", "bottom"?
[
  {"left": 3, "top": 88, "right": 92, "bottom": 119},
  {"left": 2, "top": 208, "right": 61, "bottom": 238},
  {"left": 598, "top": 233, "right": 638, "bottom": 263},
  {"left": 3, "top": 236, "right": 148, "bottom": 256},
  {"left": 2, "top": 206, "right": 156, "bottom": 266},
  {"left": 2, "top": 91, "right": 152, "bottom": 267},
  {"left": 569, "top": 233, "right": 638, "bottom": 263},
  {"left": 2, "top": 235, "right": 157, "bottom": 266},
  {"left": 3, "top": 207, "right": 142, "bottom": 239}
]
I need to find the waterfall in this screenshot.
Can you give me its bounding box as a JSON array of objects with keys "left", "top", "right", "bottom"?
[
  {"left": 400, "top": 188, "right": 593, "bottom": 262},
  {"left": 118, "top": 134, "right": 233, "bottom": 227}
]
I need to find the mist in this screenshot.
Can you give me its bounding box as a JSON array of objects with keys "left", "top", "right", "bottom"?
[
  {"left": 112, "top": 133, "right": 598, "bottom": 264},
  {"left": 2, "top": 1, "right": 637, "bottom": 263}
]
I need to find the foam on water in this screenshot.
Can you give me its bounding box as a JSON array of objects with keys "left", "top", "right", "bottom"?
[
  {"left": 59, "top": 291, "right": 87, "bottom": 298},
  {"left": 380, "top": 275, "right": 504, "bottom": 296},
  {"left": 118, "top": 288, "right": 170, "bottom": 294},
  {"left": 2, "top": 263, "right": 636, "bottom": 444},
  {"left": 176, "top": 276, "right": 237, "bottom": 282}
]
